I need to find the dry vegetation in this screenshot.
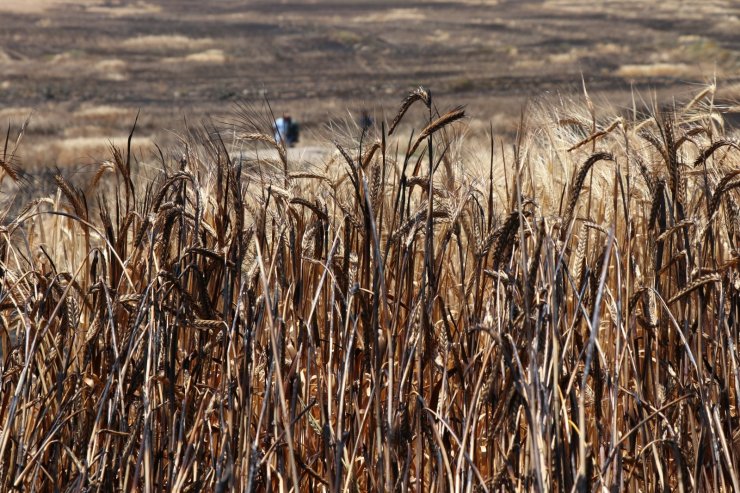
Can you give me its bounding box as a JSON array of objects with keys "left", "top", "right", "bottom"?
[
  {"left": 1, "top": 0, "right": 737, "bottom": 170},
  {"left": 1, "top": 83, "right": 740, "bottom": 492}
]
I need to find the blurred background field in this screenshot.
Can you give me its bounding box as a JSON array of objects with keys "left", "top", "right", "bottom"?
[{"left": 0, "top": 0, "right": 738, "bottom": 172}]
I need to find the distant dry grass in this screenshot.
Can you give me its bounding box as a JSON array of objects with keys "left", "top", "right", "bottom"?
[
  {"left": 120, "top": 35, "right": 213, "bottom": 52},
  {"left": 1, "top": 84, "right": 740, "bottom": 492},
  {"left": 615, "top": 63, "right": 695, "bottom": 79},
  {"left": 74, "top": 104, "right": 136, "bottom": 122},
  {"left": 18, "top": 135, "right": 155, "bottom": 175},
  {"left": 0, "top": 0, "right": 103, "bottom": 14},
  {"left": 166, "top": 49, "right": 227, "bottom": 65},
  {"left": 355, "top": 8, "right": 426, "bottom": 22},
  {"left": 94, "top": 59, "right": 128, "bottom": 81},
  {"left": 86, "top": 1, "right": 161, "bottom": 17}
]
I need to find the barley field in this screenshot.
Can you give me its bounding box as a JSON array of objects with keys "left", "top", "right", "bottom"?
[
  {"left": 0, "top": 80, "right": 739, "bottom": 491},
  {"left": 2, "top": 0, "right": 740, "bottom": 491}
]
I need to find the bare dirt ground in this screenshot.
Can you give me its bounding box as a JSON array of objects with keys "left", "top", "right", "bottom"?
[{"left": 0, "top": 0, "right": 738, "bottom": 173}]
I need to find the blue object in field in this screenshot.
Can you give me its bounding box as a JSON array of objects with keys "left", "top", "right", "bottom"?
[{"left": 274, "top": 115, "right": 299, "bottom": 146}]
